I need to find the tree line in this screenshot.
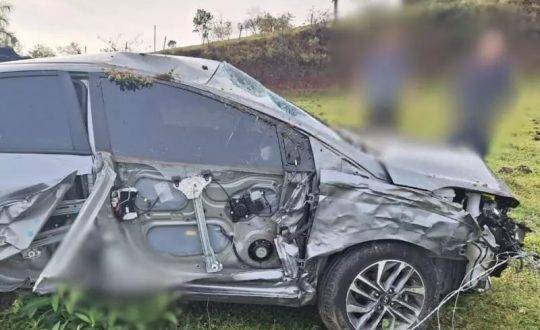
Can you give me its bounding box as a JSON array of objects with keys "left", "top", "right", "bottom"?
[
  {"left": 0, "top": 1, "right": 332, "bottom": 58},
  {"left": 190, "top": 8, "right": 330, "bottom": 46}
]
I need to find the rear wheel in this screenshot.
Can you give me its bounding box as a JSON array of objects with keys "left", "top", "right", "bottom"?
[{"left": 318, "top": 242, "right": 439, "bottom": 329}]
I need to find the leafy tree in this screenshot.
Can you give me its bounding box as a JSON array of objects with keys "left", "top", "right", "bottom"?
[
  {"left": 29, "top": 44, "right": 56, "bottom": 58},
  {"left": 57, "top": 41, "right": 83, "bottom": 55},
  {"left": 0, "top": 1, "right": 17, "bottom": 47},
  {"left": 211, "top": 17, "right": 233, "bottom": 41},
  {"left": 274, "top": 13, "right": 294, "bottom": 33},
  {"left": 167, "top": 39, "right": 177, "bottom": 48},
  {"left": 258, "top": 13, "right": 276, "bottom": 34},
  {"left": 243, "top": 17, "right": 260, "bottom": 35},
  {"left": 258, "top": 12, "right": 293, "bottom": 34},
  {"left": 193, "top": 9, "right": 213, "bottom": 45}
]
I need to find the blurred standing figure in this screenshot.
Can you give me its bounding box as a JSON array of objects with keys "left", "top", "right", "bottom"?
[
  {"left": 362, "top": 27, "right": 408, "bottom": 129},
  {"left": 450, "top": 29, "right": 514, "bottom": 157}
]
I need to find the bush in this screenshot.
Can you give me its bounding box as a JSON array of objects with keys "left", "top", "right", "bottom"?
[{"left": 0, "top": 287, "right": 180, "bottom": 330}]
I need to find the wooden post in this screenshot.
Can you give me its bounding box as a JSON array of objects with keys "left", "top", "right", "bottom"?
[{"left": 153, "top": 25, "right": 157, "bottom": 52}]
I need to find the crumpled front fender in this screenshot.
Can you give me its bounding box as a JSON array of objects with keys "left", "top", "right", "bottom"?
[{"left": 306, "top": 170, "right": 479, "bottom": 260}]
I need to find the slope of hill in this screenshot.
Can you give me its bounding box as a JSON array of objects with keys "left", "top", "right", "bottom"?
[{"left": 160, "top": 26, "right": 332, "bottom": 90}]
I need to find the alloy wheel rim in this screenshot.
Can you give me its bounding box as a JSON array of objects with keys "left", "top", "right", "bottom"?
[{"left": 345, "top": 259, "right": 426, "bottom": 329}]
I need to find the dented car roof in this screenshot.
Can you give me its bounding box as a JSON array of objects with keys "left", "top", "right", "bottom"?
[{"left": 0, "top": 52, "right": 220, "bottom": 84}]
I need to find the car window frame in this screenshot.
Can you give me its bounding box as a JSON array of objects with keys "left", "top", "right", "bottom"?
[
  {"left": 91, "top": 73, "right": 290, "bottom": 172},
  {"left": 0, "top": 70, "right": 91, "bottom": 155},
  {"left": 276, "top": 124, "right": 316, "bottom": 172}
]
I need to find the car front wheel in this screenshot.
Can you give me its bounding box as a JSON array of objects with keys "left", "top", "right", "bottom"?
[{"left": 318, "top": 242, "right": 439, "bottom": 329}]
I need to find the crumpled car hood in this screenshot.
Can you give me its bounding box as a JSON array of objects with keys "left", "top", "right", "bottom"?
[
  {"left": 339, "top": 131, "right": 518, "bottom": 207},
  {"left": 379, "top": 142, "right": 516, "bottom": 204}
]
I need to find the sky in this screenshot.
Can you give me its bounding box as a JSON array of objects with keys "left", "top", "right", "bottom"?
[{"left": 7, "top": 0, "right": 401, "bottom": 54}]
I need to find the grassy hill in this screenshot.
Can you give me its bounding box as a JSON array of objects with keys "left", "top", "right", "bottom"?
[{"left": 160, "top": 26, "right": 333, "bottom": 90}]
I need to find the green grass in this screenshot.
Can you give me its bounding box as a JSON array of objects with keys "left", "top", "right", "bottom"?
[
  {"left": 1, "top": 80, "right": 538, "bottom": 329},
  {"left": 161, "top": 25, "right": 312, "bottom": 55},
  {"left": 436, "top": 78, "right": 540, "bottom": 329}
]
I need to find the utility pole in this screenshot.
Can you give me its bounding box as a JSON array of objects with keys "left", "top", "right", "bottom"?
[
  {"left": 163, "top": 36, "right": 167, "bottom": 50},
  {"left": 332, "top": 0, "right": 338, "bottom": 21},
  {"left": 153, "top": 25, "right": 156, "bottom": 52}
]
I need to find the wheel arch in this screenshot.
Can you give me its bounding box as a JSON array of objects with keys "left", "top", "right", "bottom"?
[
  {"left": 314, "top": 239, "right": 467, "bottom": 301},
  {"left": 317, "top": 239, "right": 436, "bottom": 285},
  {"left": 315, "top": 239, "right": 445, "bottom": 329}
]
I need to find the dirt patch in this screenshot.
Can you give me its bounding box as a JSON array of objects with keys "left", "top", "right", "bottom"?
[
  {"left": 498, "top": 165, "right": 533, "bottom": 175},
  {"left": 498, "top": 166, "right": 514, "bottom": 174},
  {"left": 516, "top": 165, "right": 533, "bottom": 174}
]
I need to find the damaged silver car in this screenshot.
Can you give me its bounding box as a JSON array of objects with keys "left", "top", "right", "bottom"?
[{"left": 0, "top": 53, "right": 528, "bottom": 329}]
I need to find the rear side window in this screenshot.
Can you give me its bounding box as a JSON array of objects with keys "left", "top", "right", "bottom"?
[
  {"left": 0, "top": 72, "right": 90, "bottom": 154},
  {"left": 100, "top": 78, "right": 282, "bottom": 170}
]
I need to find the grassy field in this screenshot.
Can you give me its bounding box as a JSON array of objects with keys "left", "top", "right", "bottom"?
[{"left": 1, "top": 80, "right": 538, "bottom": 329}]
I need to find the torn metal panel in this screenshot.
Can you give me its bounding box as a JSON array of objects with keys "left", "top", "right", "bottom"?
[
  {"left": 275, "top": 236, "right": 299, "bottom": 279},
  {"left": 33, "top": 155, "right": 115, "bottom": 293},
  {"left": 272, "top": 172, "right": 312, "bottom": 232},
  {"left": 270, "top": 172, "right": 313, "bottom": 280},
  {"left": 0, "top": 154, "right": 92, "bottom": 261},
  {"left": 0, "top": 154, "right": 92, "bottom": 201},
  {"left": 306, "top": 170, "right": 479, "bottom": 260},
  {"left": 0, "top": 174, "right": 75, "bottom": 260}
]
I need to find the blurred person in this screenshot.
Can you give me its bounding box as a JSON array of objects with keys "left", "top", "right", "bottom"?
[
  {"left": 360, "top": 26, "right": 409, "bottom": 129},
  {"left": 450, "top": 29, "right": 514, "bottom": 157}
]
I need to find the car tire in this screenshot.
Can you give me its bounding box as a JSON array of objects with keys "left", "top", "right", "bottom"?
[{"left": 317, "top": 241, "right": 440, "bottom": 330}]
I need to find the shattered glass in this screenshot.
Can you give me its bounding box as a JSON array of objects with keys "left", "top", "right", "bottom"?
[{"left": 207, "top": 63, "right": 341, "bottom": 140}]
